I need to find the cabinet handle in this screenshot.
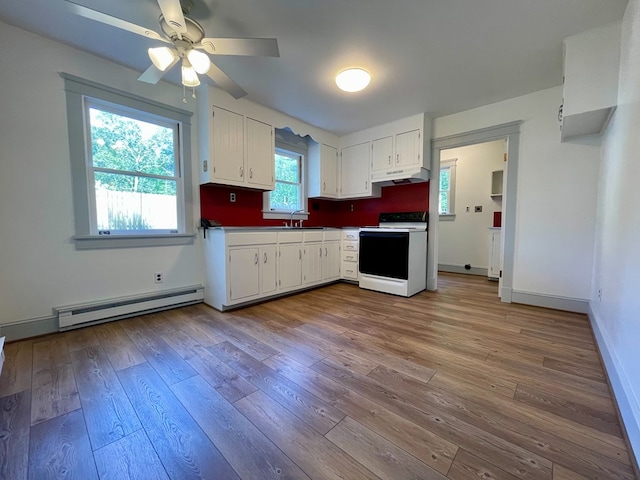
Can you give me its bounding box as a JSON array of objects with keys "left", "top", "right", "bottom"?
[
  {"left": 299, "top": 250, "right": 302, "bottom": 260},
  {"left": 239, "top": 165, "right": 244, "bottom": 178},
  {"left": 325, "top": 247, "right": 328, "bottom": 256},
  {"left": 264, "top": 252, "right": 267, "bottom": 264},
  {"left": 254, "top": 253, "right": 259, "bottom": 265},
  {"left": 388, "top": 155, "right": 391, "bottom": 165},
  {"left": 319, "top": 247, "right": 322, "bottom": 257},
  {"left": 396, "top": 153, "right": 400, "bottom": 164},
  {"left": 365, "top": 181, "right": 368, "bottom": 190},
  {"left": 323, "top": 182, "right": 326, "bottom": 191},
  {"left": 249, "top": 168, "right": 253, "bottom": 179}
]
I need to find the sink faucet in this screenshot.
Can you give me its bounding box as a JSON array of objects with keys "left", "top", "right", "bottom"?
[{"left": 290, "top": 209, "right": 304, "bottom": 227}]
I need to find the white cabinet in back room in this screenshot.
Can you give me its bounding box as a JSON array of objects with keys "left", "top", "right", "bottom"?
[
  {"left": 488, "top": 227, "right": 501, "bottom": 280},
  {"left": 200, "top": 106, "right": 275, "bottom": 190}
]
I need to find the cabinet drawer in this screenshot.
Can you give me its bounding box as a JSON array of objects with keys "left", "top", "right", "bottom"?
[
  {"left": 342, "top": 251, "right": 358, "bottom": 263},
  {"left": 342, "top": 230, "right": 359, "bottom": 241},
  {"left": 303, "top": 231, "right": 324, "bottom": 242},
  {"left": 323, "top": 230, "right": 342, "bottom": 241},
  {"left": 227, "top": 231, "right": 277, "bottom": 246},
  {"left": 342, "top": 262, "right": 359, "bottom": 280},
  {"left": 343, "top": 240, "right": 359, "bottom": 252}
]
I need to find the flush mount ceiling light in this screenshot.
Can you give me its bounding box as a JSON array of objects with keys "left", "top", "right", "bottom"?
[{"left": 335, "top": 68, "right": 371, "bottom": 92}]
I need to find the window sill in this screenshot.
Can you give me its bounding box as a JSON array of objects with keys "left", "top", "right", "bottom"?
[
  {"left": 74, "top": 233, "right": 195, "bottom": 250},
  {"left": 262, "top": 211, "right": 309, "bottom": 221},
  {"left": 439, "top": 214, "right": 456, "bottom": 221}
]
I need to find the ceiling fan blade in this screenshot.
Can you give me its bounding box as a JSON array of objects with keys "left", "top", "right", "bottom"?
[
  {"left": 157, "top": 0, "right": 188, "bottom": 35},
  {"left": 206, "top": 63, "right": 247, "bottom": 99},
  {"left": 198, "top": 38, "right": 280, "bottom": 57},
  {"left": 65, "top": 1, "right": 169, "bottom": 43},
  {"left": 137, "top": 58, "right": 177, "bottom": 84}
]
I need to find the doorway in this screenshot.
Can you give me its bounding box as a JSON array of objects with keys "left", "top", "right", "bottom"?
[{"left": 427, "top": 121, "right": 521, "bottom": 302}]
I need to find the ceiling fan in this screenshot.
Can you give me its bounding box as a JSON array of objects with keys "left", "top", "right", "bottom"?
[{"left": 65, "top": 0, "right": 279, "bottom": 100}]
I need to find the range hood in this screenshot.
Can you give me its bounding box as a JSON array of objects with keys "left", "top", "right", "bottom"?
[{"left": 371, "top": 166, "right": 430, "bottom": 186}]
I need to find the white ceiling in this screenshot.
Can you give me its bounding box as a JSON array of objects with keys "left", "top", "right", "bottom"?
[{"left": 0, "top": 0, "right": 628, "bottom": 135}]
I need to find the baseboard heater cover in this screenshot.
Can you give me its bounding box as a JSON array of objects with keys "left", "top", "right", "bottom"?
[{"left": 56, "top": 285, "right": 204, "bottom": 330}]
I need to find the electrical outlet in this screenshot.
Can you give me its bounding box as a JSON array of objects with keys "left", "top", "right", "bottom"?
[
  {"left": 155, "top": 272, "right": 163, "bottom": 284},
  {"left": 230, "top": 192, "right": 236, "bottom": 203}
]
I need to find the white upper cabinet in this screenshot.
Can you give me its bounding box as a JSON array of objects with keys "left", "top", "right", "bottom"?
[
  {"left": 561, "top": 23, "right": 621, "bottom": 141},
  {"left": 371, "top": 136, "right": 393, "bottom": 172},
  {"left": 201, "top": 106, "right": 275, "bottom": 190},
  {"left": 340, "top": 113, "right": 431, "bottom": 186},
  {"left": 340, "top": 142, "right": 381, "bottom": 199},
  {"left": 246, "top": 117, "right": 275, "bottom": 189},
  {"left": 308, "top": 142, "right": 339, "bottom": 199}
]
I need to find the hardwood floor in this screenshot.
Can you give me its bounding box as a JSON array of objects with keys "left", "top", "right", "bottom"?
[{"left": 0, "top": 273, "right": 636, "bottom": 480}]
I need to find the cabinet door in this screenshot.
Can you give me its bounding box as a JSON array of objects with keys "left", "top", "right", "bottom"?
[
  {"left": 341, "top": 142, "right": 370, "bottom": 197},
  {"left": 322, "top": 241, "right": 341, "bottom": 281},
  {"left": 261, "top": 245, "right": 277, "bottom": 294},
  {"left": 321, "top": 144, "right": 338, "bottom": 196},
  {"left": 278, "top": 243, "right": 302, "bottom": 290},
  {"left": 228, "top": 247, "right": 260, "bottom": 301},
  {"left": 488, "top": 230, "right": 501, "bottom": 279},
  {"left": 371, "top": 136, "right": 393, "bottom": 172},
  {"left": 303, "top": 243, "right": 322, "bottom": 285},
  {"left": 395, "top": 129, "right": 420, "bottom": 168},
  {"left": 246, "top": 117, "right": 275, "bottom": 189},
  {"left": 212, "top": 107, "right": 244, "bottom": 183}
]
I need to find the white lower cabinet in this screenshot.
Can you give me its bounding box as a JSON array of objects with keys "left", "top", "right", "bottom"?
[
  {"left": 204, "top": 228, "right": 343, "bottom": 310},
  {"left": 341, "top": 228, "right": 360, "bottom": 281}
]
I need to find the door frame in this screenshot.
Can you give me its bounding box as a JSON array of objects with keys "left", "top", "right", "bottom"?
[{"left": 427, "top": 121, "right": 521, "bottom": 302}]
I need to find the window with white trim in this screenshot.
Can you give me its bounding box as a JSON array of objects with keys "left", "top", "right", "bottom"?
[
  {"left": 439, "top": 158, "right": 457, "bottom": 216},
  {"left": 62, "top": 73, "right": 194, "bottom": 249},
  {"left": 269, "top": 148, "right": 303, "bottom": 212}
]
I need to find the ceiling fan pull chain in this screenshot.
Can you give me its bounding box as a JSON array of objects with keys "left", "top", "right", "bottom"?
[
  {"left": 182, "top": 84, "right": 187, "bottom": 104},
  {"left": 192, "top": 86, "right": 197, "bottom": 99}
]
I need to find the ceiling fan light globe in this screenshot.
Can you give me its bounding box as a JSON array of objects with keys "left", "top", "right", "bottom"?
[
  {"left": 336, "top": 68, "right": 371, "bottom": 92},
  {"left": 182, "top": 65, "right": 201, "bottom": 87},
  {"left": 148, "top": 46, "right": 177, "bottom": 72},
  {"left": 187, "top": 49, "right": 211, "bottom": 74}
]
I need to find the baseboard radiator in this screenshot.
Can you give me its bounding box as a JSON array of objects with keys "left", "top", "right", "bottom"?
[{"left": 56, "top": 285, "right": 204, "bottom": 331}]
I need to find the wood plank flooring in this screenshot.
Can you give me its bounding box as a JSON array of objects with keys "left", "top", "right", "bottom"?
[{"left": 0, "top": 273, "right": 636, "bottom": 480}]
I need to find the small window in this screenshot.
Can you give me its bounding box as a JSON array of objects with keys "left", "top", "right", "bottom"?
[
  {"left": 86, "top": 101, "right": 181, "bottom": 235},
  {"left": 439, "top": 159, "right": 457, "bottom": 216},
  {"left": 269, "top": 148, "right": 303, "bottom": 212}
]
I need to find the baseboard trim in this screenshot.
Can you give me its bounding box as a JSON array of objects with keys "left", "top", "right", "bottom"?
[
  {"left": 438, "top": 264, "right": 488, "bottom": 277},
  {"left": 1, "top": 315, "right": 58, "bottom": 342},
  {"left": 510, "top": 290, "right": 589, "bottom": 313},
  {"left": 589, "top": 303, "right": 640, "bottom": 474}
]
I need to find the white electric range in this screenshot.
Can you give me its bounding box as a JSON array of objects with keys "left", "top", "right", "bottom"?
[{"left": 358, "top": 211, "right": 428, "bottom": 297}]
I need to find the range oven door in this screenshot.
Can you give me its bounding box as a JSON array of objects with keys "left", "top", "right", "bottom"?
[{"left": 359, "top": 230, "right": 409, "bottom": 280}]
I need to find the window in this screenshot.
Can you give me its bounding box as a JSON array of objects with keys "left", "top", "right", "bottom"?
[
  {"left": 62, "top": 73, "right": 194, "bottom": 249},
  {"left": 439, "top": 158, "right": 457, "bottom": 216},
  {"left": 263, "top": 129, "right": 309, "bottom": 220},
  {"left": 269, "top": 148, "right": 303, "bottom": 211},
  {"left": 86, "top": 101, "right": 181, "bottom": 235}
]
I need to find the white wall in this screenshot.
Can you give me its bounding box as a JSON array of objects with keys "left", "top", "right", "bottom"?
[
  {"left": 433, "top": 86, "right": 601, "bottom": 301},
  {"left": 591, "top": 0, "right": 640, "bottom": 462},
  {"left": 0, "top": 22, "right": 205, "bottom": 328},
  {"left": 439, "top": 140, "right": 505, "bottom": 271}
]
